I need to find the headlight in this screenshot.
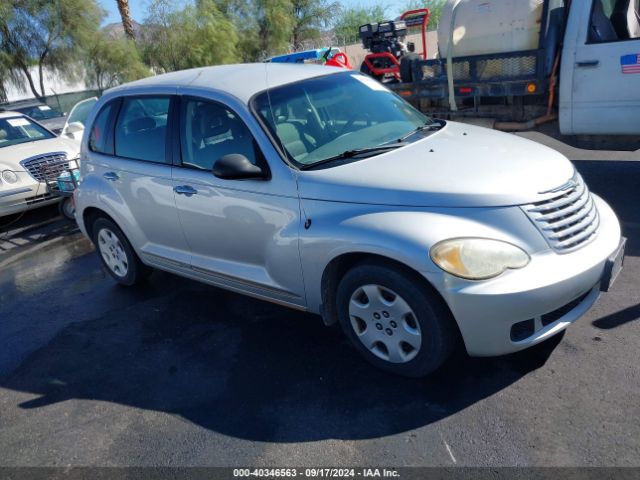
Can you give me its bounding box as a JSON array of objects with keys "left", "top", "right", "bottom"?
[
  {"left": 430, "top": 238, "right": 530, "bottom": 280},
  {"left": 2, "top": 170, "right": 18, "bottom": 184}
]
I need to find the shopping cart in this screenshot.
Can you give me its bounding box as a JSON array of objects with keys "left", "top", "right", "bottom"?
[{"left": 40, "top": 157, "right": 81, "bottom": 220}]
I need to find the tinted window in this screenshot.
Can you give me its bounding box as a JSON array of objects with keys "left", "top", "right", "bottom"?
[
  {"left": 89, "top": 103, "right": 114, "bottom": 154},
  {"left": 180, "top": 99, "right": 258, "bottom": 171},
  {"left": 114, "top": 97, "right": 170, "bottom": 163}
]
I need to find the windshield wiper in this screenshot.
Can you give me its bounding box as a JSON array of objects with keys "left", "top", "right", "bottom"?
[
  {"left": 397, "top": 120, "right": 445, "bottom": 143},
  {"left": 301, "top": 144, "right": 406, "bottom": 170}
]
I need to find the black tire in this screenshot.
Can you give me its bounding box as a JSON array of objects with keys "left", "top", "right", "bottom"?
[
  {"left": 336, "top": 260, "right": 456, "bottom": 377},
  {"left": 58, "top": 197, "right": 76, "bottom": 221},
  {"left": 92, "top": 217, "right": 151, "bottom": 286}
]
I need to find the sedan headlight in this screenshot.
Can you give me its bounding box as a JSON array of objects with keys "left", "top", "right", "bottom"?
[
  {"left": 430, "top": 238, "right": 530, "bottom": 280},
  {"left": 2, "top": 170, "right": 18, "bottom": 184}
]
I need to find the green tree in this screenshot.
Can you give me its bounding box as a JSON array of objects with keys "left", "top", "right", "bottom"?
[
  {"left": 84, "top": 33, "right": 148, "bottom": 92},
  {"left": 402, "top": 0, "right": 446, "bottom": 28},
  {"left": 333, "top": 3, "right": 388, "bottom": 45},
  {"left": 141, "top": 0, "right": 238, "bottom": 73},
  {"left": 291, "top": 0, "right": 339, "bottom": 51},
  {"left": 0, "top": 0, "right": 102, "bottom": 99},
  {"left": 231, "top": 0, "right": 293, "bottom": 61}
]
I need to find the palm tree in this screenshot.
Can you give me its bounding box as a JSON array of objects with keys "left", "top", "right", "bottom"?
[{"left": 116, "top": 0, "right": 135, "bottom": 40}]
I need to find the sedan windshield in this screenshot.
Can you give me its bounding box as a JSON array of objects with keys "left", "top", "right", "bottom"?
[
  {"left": 253, "top": 72, "right": 435, "bottom": 167},
  {"left": 0, "top": 116, "right": 55, "bottom": 148},
  {"left": 15, "top": 104, "right": 63, "bottom": 120}
]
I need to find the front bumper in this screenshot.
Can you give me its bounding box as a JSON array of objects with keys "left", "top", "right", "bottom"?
[
  {"left": 425, "top": 195, "right": 622, "bottom": 357},
  {"left": 0, "top": 180, "right": 58, "bottom": 217}
]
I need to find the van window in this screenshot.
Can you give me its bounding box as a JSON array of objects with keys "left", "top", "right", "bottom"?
[{"left": 114, "top": 97, "right": 170, "bottom": 163}]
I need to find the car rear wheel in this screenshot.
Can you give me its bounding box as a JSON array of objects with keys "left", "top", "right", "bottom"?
[
  {"left": 336, "top": 260, "right": 456, "bottom": 377},
  {"left": 92, "top": 217, "right": 150, "bottom": 286}
]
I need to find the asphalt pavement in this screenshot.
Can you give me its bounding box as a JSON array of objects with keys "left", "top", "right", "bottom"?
[{"left": 0, "top": 135, "right": 638, "bottom": 467}]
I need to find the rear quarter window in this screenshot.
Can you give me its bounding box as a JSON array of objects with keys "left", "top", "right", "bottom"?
[{"left": 89, "top": 103, "right": 115, "bottom": 155}]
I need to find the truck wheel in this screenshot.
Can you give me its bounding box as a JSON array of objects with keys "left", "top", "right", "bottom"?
[
  {"left": 336, "top": 260, "right": 456, "bottom": 377},
  {"left": 92, "top": 217, "right": 151, "bottom": 286}
]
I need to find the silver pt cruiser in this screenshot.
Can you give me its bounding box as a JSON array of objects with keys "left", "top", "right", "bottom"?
[{"left": 75, "top": 64, "right": 625, "bottom": 377}]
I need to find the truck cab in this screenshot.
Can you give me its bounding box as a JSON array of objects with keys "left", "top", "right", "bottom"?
[{"left": 561, "top": 0, "right": 640, "bottom": 134}]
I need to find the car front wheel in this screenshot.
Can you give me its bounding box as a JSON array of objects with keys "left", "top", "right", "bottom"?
[{"left": 336, "top": 260, "right": 456, "bottom": 377}]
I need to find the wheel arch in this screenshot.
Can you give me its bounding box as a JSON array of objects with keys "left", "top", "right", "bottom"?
[{"left": 319, "top": 251, "right": 456, "bottom": 334}]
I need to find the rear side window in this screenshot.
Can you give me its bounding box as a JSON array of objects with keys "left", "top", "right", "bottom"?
[
  {"left": 89, "top": 103, "right": 114, "bottom": 154},
  {"left": 114, "top": 97, "right": 170, "bottom": 163}
]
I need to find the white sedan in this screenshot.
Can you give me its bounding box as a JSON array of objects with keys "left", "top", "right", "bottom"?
[{"left": 0, "top": 111, "right": 79, "bottom": 217}]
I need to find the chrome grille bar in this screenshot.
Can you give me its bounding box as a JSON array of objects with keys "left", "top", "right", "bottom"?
[
  {"left": 522, "top": 173, "right": 600, "bottom": 252},
  {"left": 20, "top": 152, "right": 68, "bottom": 183}
]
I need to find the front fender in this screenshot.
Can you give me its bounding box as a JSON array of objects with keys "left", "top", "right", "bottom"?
[{"left": 299, "top": 199, "right": 547, "bottom": 315}]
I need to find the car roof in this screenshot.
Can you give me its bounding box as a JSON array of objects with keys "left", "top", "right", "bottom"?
[
  {"left": 106, "top": 63, "right": 345, "bottom": 103},
  {"left": 3, "top": 100, "right": 45, "bottom": 109}
]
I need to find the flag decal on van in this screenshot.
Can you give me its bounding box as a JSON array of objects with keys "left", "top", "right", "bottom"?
[{"left": 621, "top": 54, "right": 640, "bottom": 74}]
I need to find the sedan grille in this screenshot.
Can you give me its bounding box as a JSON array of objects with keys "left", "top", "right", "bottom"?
[
  {"left": 523, "top": 173, "right": 600, "bottom": 252},
  {"left": 20, "top": 152, "right": 68, "bottom": 183}
]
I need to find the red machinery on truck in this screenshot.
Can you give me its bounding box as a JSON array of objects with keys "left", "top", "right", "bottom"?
[{"left": 358, "top": 9, "right": 430, "bottom": 81}]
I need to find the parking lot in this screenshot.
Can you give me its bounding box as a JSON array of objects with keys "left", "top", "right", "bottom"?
[{"left": 0, "top": 136, "right": 639, "bottom": 467}]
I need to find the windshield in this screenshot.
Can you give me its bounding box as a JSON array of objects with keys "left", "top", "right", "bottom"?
[
  {"left": 15, "top": 104, "right": 64, "bottom": 120},
  {"left": 67, "top": 97, "right": 98, "bottom": 126},
  {"left": 253, "top": 72, "right": 434, "bottom": 167},
  {"left": 0, "top": 116, "right": 55, "bottom": 148}
]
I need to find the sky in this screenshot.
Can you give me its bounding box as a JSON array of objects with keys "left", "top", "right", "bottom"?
[{"left": 98, "top": 0, "right": 408, "bottom": 25}]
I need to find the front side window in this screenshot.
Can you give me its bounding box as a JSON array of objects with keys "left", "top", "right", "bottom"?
[
  {"left": 590, "top": 0, "right": 640, "bottom": 43},
  {"left": 0, "top": 116, "right": 54, "bottom": 148},
  {"left": 253, "top": 72, "right": 433, "bottom": 168},
  {"left": 180, "top": 99, "right": 258, "bottom": 171},
  {"left": 114, "top": 97, "right": 170, "bottom": 163}
]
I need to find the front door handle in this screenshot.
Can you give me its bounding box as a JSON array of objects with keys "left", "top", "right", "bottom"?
[
  {"left": 103, "top": 172, "right": 119, "bottom": 181},
  {"left": 174, "top": 185, "right": 198, "bottom": 196},
  {"left": 576, "top": 60, "right": 599, "bottom": 68}
]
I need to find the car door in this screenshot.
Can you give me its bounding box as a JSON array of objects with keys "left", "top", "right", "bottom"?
[
  {"left": 93, "top": 93, "right": 191, "bottom": 268},
  {"left": 171, "top": 94, "right": 306, "bottom": 308},
  {"left": 564, "top": 0, "right": 640, "bottom": 134}
]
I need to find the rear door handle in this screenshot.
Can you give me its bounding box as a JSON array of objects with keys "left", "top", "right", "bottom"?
[
  {"left": 103, "top": 172, "right": 119, "bottom": 181},
  {"left": 576, "top": 60, "right": 599, "bottom": 68},
  {"left": 174, "top": 185, "right": 198, "bottom": 196}
]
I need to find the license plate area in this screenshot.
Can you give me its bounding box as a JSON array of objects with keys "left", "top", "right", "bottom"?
[{"left": 601, "top": 237, "right": 626, "bottom": 292}]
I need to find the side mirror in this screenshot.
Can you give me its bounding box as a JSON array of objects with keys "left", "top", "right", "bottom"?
[
  {"left": 213, "top": 154, "right": 267, "bottom": 180},
  {"left": 65, "top": 121, "right": 84, "bottom": 134}
]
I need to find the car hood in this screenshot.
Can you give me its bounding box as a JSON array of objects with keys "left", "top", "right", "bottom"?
[
  {"left": 297, "top": 122, "right": 576, "bottom": 208},
  {"left": 0, "top": 137, "right": 80, "bottom": 170}
]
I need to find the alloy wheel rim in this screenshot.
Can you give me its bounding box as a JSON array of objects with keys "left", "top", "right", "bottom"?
[
  {"left": 348, "top": 284, "right": 422, "bottom": 364},
  {"left": 97, "top": 228, "right": 129, "bottom": 278}
]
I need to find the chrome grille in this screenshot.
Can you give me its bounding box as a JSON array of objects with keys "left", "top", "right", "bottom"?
[
  {"left": 20, "top": 152, "right": 68, "bottom": 183},
  {"left": 523, "top": 174, "right": 600, "bottom": 252}
]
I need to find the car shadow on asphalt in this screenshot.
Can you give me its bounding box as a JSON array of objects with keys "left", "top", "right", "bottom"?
[
  {"left": 0, "top": 264, "right": 563, "bottom": 443},
  {"left": 592, "top": 303, "right": 640, "bottom": 330}
]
